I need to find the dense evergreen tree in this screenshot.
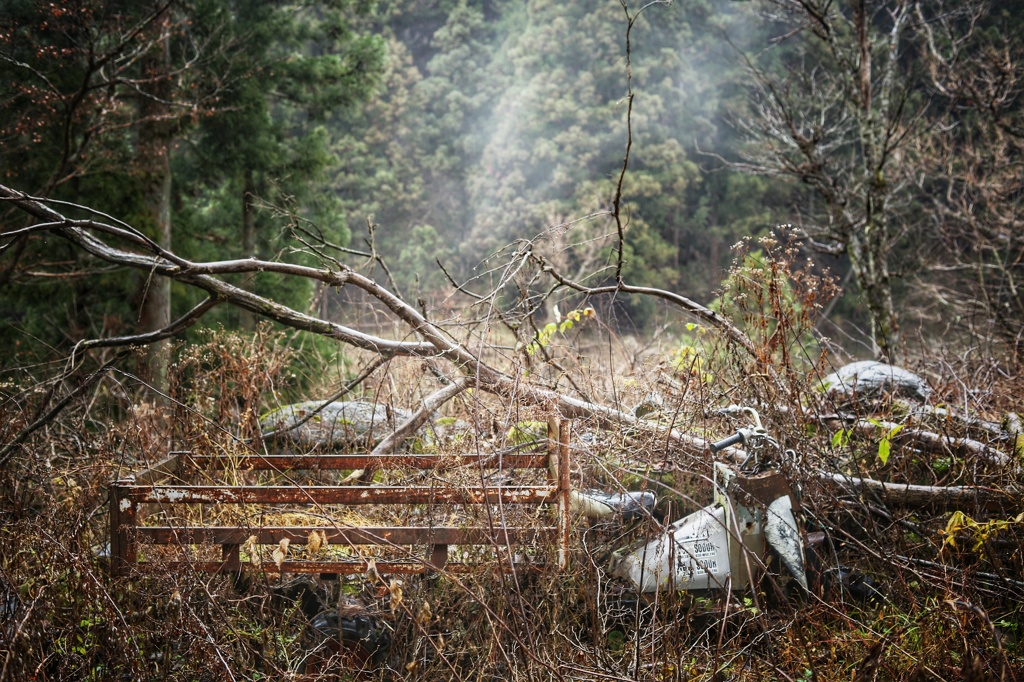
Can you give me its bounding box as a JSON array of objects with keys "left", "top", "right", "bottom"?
[
  {"left": 8, "top": 0, "right": 1018, "bottom": 351},
  {"left": 0, "top": 1, "right": 209, "bottom": 358},
  {"left": 173, "top": 1, "right": 386, "bottom": 328},
  {"left": 0, "top": 1, "right": 385, "bottom": 357},
  {"left": 329, "top": 0, "right": 784, "bottom": 313}
]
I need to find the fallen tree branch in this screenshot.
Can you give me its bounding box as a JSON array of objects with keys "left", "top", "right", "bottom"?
[
  {"left": 342, "top": 376, "right": 474, "bottom": 484},
  {"left": 838, "top": 417, "right": 1017, "bottom": 470},
  {"left": 71, "top": 297, "right": 220, "bottom": 360},
  {"left": 534, "top": 251, "right": 760, "bottom": 360},
  {"left": 0, "top": 182, "right": 724, "bottom": 457},
  {"left": 817, "top": 470, "right": 1021, "bottom": 511},
  {"left": 259, "top": 355, "right": 391, "bottom": 444},
  {"left": 895, "top": 555, "right": 1024, "bottom": 594}
]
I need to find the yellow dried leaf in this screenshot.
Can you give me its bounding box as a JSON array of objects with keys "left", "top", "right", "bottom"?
[
  {"left": 415, "top": 599, "right": 432, "bottom": 625},
  {"left": 242, "top": 535, "right": 260, "bottom": 566},
  {"left": 273, "top": 538, "right": 290, "bottom": 568},
  {"left": 364, "top": 556, "right": 380, "bottom": 584},
  {"left": 389, "top": 579, "right": 403, "bottom": 612},
  {"left": 307, "top": 530, "right": 326, "bottom": 555}
]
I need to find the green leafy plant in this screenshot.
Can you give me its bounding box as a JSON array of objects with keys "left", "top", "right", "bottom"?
[
  {"left": 942, "top": 511, "right": 1024, "bottom": 551},
  {"left": 867, "top": 418, "right": 905, "bottom": 466},
  {"left": 521, "top": 307, "right": 595, "bottom": 356},
  {"left": 831, "top": 428, "right": 851, "bottom": 448}
]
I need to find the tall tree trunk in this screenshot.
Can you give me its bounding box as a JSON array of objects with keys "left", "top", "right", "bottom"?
[
  {"left": 239, "top": 168, "right": 257, "bottom": 330},
  {"left": 136, "top": 13, "right": 173, "bottom": 392},
  {"left": 850, "top": 0, "right": 900, "bottom": 363},
  {"left": 848, "top": 226, "right": 899, "bottom": 362}
]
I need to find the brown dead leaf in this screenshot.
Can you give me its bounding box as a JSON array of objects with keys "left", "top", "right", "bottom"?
[
  {"left": 273, "top": 538, "right": 290, "bottom": 569},
  {"left": 242, "top": 535, "right": 260, "bottom": 566},
  {"left": 415, "top": 599, "right": 432, "bottom": 625},
  {"left": 365, "top": 557, "right": 380, "bottom": 585},
  {"left": 389, "top": 579, "right": 403, "bottom": 612},
  {"left": 307, "top": 530, "right": 326, "bottom": 555}
]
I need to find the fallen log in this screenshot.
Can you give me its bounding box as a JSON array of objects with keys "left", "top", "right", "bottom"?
[
  {"left": 343, "top": 377, "right": 473, "bottom": 483},
  {"left": 0, "top": 184, "right": 722, "bottom": 465},
  {"left": 831, "top": 418, "right": 1018, "bottom": 471},
  {"left": 817, "top": 471, "right": 1021, "bottom": 511}
]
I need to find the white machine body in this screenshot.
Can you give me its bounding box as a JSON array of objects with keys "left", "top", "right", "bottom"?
[{"left": 611, "top": 462, "right": 806, "bottom": 593}]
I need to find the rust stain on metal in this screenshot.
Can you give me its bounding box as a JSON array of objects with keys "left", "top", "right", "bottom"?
[
  {"left": 109, "top": 420, "right": 572, "bottom": 577},
  {"left": 186, "top": 453, "right": 550, "bottom": 470},
  {"left": 136, "top": 485, "right": 556, "bottom": 505},
  {"left": 143, "top": 559, "right": 544, "bottom": 575},
  {"left": 726, "top": 469, "right": 794, "bottom": 509},
  {"left": 137, "top": 526, "right": 555, "bottom": 546},
  {"left": 556, "top": 418, "right": 571, "bottom": 571}
]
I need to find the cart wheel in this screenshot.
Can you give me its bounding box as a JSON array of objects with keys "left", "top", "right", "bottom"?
[{"left": 303, "top": 610, "right": 390, "bottom": 677}]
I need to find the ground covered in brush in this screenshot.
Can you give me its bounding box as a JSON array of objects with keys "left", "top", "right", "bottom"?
[{"left": 1, "top": 322, "right": 1022, "bottom": 681}]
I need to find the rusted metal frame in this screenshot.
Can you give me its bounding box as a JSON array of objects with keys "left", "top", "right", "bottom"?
[
  {"left": 726, "top": 468, "right": 795, "bottom": 509},
  {"left": 129, "top": 485, "right": 558, "bottom": 505},
  {"left": 149, "top": 559, "right": 547, "bottom": 575},
  {"left": 184, "top": 453, "right": 551, "bottom": 470},
  {"left": 112, "top": 482, "right": 557, "bottom": 575},
  {"left": 557, "top": 419, "right": 571, "bottom": 571},
  {"left": 222, "top": 543, "right": 241, "bottom": 572},
  {"left": 136, "top": 526, "right": 556, "bottom": 546},
  {"left": 428, "top": 543, "right": 448, "bottom": 570},
  {"left": 109, "top": 480, "right": 137, "bottom": 576},
  {"left": 111, "top": 418, "right": 573, "bottom": 576}
]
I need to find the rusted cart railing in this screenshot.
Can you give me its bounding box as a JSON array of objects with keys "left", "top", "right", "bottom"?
[{"left": 109, "top": 418, "right": 573, "bottom": 577}]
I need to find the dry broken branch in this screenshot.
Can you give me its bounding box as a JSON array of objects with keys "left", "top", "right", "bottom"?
[
  {"left": 818, "top": 470, "right": 1021, "bottom": 511},
  {"left": 826, "top": 416, "right": 1019, "bottom": 470},
  {"left": 343, "top": 376, "right": 473, "bottom": 483},
  {"left": 0, "top": 183, "right": 720, "bottom": 456}
]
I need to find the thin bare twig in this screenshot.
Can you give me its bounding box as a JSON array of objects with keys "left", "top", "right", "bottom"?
[{"left": 0, "top": 352, "right": 129, "bottom": 467}]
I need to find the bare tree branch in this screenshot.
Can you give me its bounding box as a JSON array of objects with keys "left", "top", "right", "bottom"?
[
  {"left": 343, "top": 376, "right": 474, "bottom": 484},
  {"left": 533, "top": 251, "right": 760, "bottom": 359},
  {"left": 260, "top": 355, "right": 391, "bottom": 443},
  {"left": 71, "top": 297, "right": 221, "bottom": 361},
  {"left": 0, "top": 181, "right": 721, "bottom": 456},
  {"left": 0, "top": 352, "right": 129, "bottom": 467},
  {"left": 818, "top": 471, "right": 1019, "bottom": 511}
]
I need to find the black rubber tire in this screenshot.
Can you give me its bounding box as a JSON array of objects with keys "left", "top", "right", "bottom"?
[{"left": 303, "top": 610, "right": 390, "bottom": 676}]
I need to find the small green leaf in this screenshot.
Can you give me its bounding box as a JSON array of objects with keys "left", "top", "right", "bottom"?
[{"left": 878, "top": 438, "right": 891, "bottom": 465}]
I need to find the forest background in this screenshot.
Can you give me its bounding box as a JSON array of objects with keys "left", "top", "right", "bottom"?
[{"left": 4, "top": 0, "right": 1020, "bottom": 365}]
